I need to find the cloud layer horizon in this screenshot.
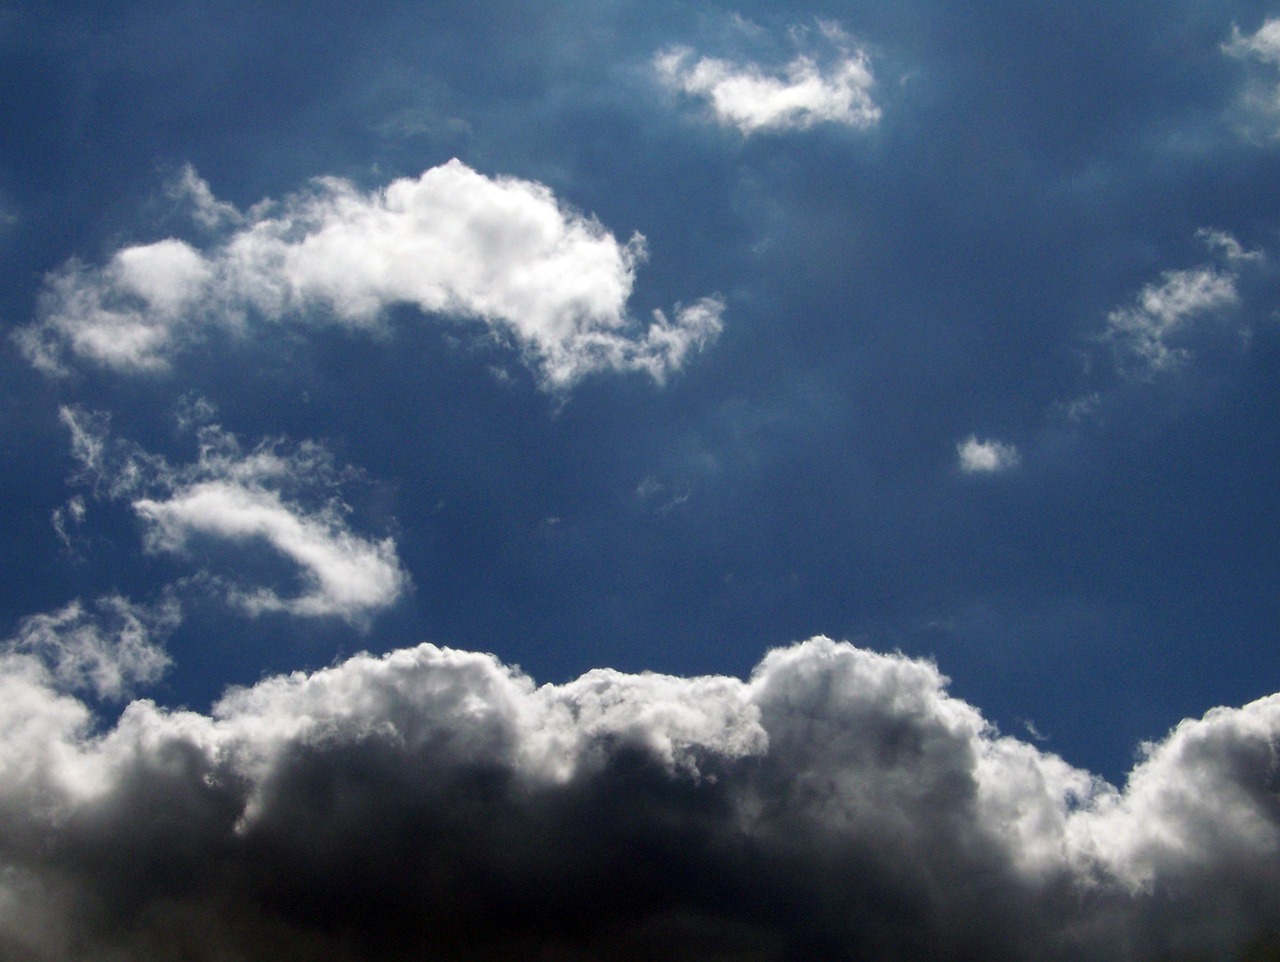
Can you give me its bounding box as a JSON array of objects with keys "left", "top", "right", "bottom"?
[{"left": 2, "top": 621, "right": 1279, "bottom": 962}]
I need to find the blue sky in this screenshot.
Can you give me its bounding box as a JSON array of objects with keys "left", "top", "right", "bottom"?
[{"left": 3, "top": 2, "right": 1280, "bottom": 959}]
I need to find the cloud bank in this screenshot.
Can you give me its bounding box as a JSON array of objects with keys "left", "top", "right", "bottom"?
[
  {"left": 0, "top": 633, "right": 1277, "bottom": 961},
  {"left": 656, "top": 21, "right": 880, "bottom": 134},
  {"left": 61, "top": 408, "right": 407, "bottom": 624},
  {"left": 17, "top": 161, "right": 724, "bottom": 389}
]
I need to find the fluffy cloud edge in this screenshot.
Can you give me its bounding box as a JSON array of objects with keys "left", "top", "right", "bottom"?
[
  {"left": 1, "top": 632, "right": 1278, "bottom": 961},
  {"left": 3, "top": 595, "right": 178, "bottom": 701}
]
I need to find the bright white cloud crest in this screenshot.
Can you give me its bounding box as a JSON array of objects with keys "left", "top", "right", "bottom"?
[
  {"left": 0, "top": 633, "right": 1278, "bottom": 960},
  {"left": 17, "top": 161, "right": 724, "bottom": 388},
  {"left": 135, "top": 482, "right": 404, "bottom": 620},
  {"left": 656, "top": 22, "right": 880, "bottom": 134}
]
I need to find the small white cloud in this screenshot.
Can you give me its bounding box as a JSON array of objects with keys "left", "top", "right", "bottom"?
[
  {"left": 1196, "top": 227, "right": 1264, "bottom": 264},
  {"left": 957, "top": 436, "right": 1020, "bottom": 474},
  {"left": 1105, "top": 266, "right": 1239, "bottom": 374},
  {"left": 1072, "top": 230, "right": 1264, "bottom": 411},
  {"left": 1059, "top": 391, "right": 1102, "bottom": 423},
  {"left": 634, "top": 474, "right": 691, "bottom": 514},
  {"left": 60, "top": 406, "right": 115, "bottom": 488},
  {"left": 59, "top": 408, "right": 407, "bottom": 625},
  {"left": 655, "top": 22, "right": 880, "bottom": 134},
  {"left": 50, "top": 495, "right": 86, "bottom": 551},
  {"left": 17, "top": 161, "right": 723, "bottom": 389},
  {"left": 174, "top": 393, "right": 219, "bottom": 432}
]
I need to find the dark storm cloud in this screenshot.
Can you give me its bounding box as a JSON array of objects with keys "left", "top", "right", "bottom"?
[
  {"left": 1, "top": 632, "right": 1278, "bottom": 962},
  {"left": 3, "top": 594, "right": 176, "bottom": 701}
]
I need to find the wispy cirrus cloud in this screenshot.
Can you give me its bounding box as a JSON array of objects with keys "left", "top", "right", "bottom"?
[
  {"left": 655, "top": 20, "right": 880, "bottom": 135},
  {"left": 16, "top": 161, "right": 724, "bottom": 389},
  {"left": 60, "top": 406, "right": 407, "bottom": 625},
  {"left": 0, "top": 635, "right": 1277, "bottom": 961}
]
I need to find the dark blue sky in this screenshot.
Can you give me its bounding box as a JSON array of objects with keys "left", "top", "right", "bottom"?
[
  {"left": 6, "top": 4, "right": 1280, "bottom": 959},
  {"left": 5, "top": 0, "right": 1280, "bottom": 783}
]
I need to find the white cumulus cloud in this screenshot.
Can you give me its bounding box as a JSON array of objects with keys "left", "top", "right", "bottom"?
[
  {"left": 957, "top": 436, "right": 1021, "bottom": 473},
  {"left": 16, "top": 161, "right": 723, "bottom": 389},
  {"left": 655, "top": 21, "right": 880, "bottom": 134}
]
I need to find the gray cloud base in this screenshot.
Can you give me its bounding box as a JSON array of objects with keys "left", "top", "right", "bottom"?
[{"left": 1, "top": 635, "right": 1277, "bottom": 962}]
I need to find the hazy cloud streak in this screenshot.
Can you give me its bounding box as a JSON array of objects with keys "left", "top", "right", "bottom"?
[{"left": 60, "top": 407, "right": 407, "bottom": 625}]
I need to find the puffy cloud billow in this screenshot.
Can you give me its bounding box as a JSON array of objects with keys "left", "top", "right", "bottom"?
[
  {"left": 15, "top": 160, "right": 724, "bottom": 389},
  {"left": 0, "top": 634, "right": 1278, "bottom": 962}
]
